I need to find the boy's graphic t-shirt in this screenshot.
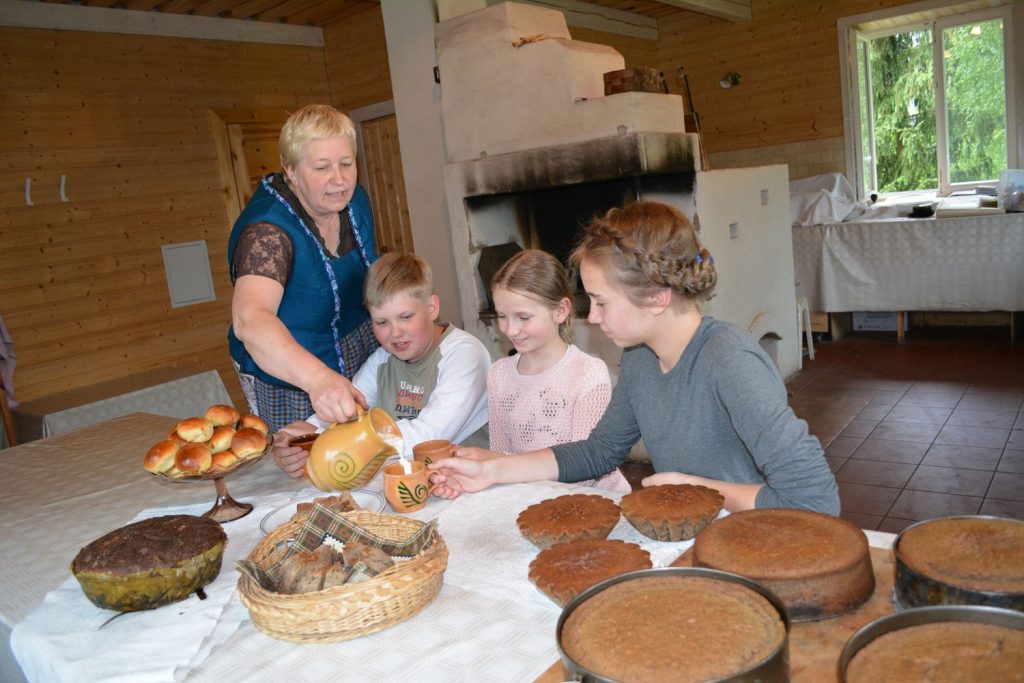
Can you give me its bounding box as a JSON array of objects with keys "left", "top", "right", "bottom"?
[{"left": 347, "top": 323, "right": 491, "bottom": 457}]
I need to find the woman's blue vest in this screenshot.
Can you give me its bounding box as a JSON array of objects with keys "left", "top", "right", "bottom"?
[{"left": 227, "top": 174, "right": 378, "bottom": 389}]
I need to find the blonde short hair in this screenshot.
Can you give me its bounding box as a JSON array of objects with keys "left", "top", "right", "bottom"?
[
  {"left": 364, "top": 253, "right": 434, "bottom": 310},
  {"left": 279, "top": 104, "right": 357, "bottom": 170}
]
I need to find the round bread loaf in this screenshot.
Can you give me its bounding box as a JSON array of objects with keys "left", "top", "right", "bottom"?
[
  {"left": 71, "top": 515, "right": 226, "bottom": 612},
  {"left": 210, "top": 450, "right": 239, "bottom": 472},
  {"left": 516, "top": 494, "right": 621, "bottom": 549},
  {"left": 143, "top": 440, "right": 180, "bottom": 474},
  {"left": 208, "top": 426, "right": 235, "bottom": 454},
  {"left": 176, "top": 417, "right": 214, "bottom": 443},
  {"left": 239, "top": 414, "right": 269, "bottom": 435},
  {"left": 231, "top": 427, "right": 267, "bottom": 458},
  {"left": 176, "top": 442, "right": 213, "bottom": 475},
  {"left": 205, "top": 404, "right": 240, "bottom": 428}
]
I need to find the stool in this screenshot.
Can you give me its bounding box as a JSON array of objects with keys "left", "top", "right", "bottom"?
[{"left": 796, "top": 297, "right": 815, "bottom": 369}]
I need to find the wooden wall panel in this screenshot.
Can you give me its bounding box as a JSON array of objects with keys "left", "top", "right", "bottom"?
[
  {"left": 323, "top": 6, "right": 393, "bottom": 112},
  {"left": 570, "top": 26, "right": 659, "bottom": 69},
  {"left": 655, "top": 0, "right": 923, "bottom": 153},
  {"left": 0, "top": 26, "right": 331, "bottom": 409},
  {"left": 361, "top": 113, "right": 413, "bottom": 255}
]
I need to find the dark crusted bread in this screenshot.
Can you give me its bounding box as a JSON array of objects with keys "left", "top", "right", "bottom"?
[
  {"left": 71, "top": 515, "right": 226, "bottom": 612},
  {"left": 72, "top": 515, "right": 226, "bottom": 575},
  {"left": 516, "top": 494, "right": 621, "bottom": 549}
]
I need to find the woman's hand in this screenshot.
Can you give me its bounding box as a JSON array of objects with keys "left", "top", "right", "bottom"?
[
  {"left": 307, "top": 371, "right": 367, "bottom": 425},
  {"left": 427, "top": 457, "right": 497, "bottom": 499},
  {"left": 271, "top": 420, "right": 315, "bottom": 478}
]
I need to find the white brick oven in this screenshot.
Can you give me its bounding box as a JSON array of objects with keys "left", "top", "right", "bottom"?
[{"left": 436, "top": 2, "right": 799, "bottom": 381}]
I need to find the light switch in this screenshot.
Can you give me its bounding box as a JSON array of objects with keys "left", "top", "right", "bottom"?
[
  {"left": 729, "top": 222, "right": 740, "bottom": 239},
  {"left": 761, "top": 189, "right": 769, "bottom": 205}
]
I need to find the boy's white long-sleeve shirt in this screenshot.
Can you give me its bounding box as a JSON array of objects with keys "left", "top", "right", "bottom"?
[{"left": 307, "top": 325, "right": 490, "bottom": 458}]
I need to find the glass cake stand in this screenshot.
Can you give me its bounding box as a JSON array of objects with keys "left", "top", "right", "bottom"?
[{"left": 152, "top": 437, "right": 270, "bottom": 523}]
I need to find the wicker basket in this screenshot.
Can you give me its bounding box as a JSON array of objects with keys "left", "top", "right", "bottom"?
[{"left": 237, "top": 510, "right": 448, "bottom": 643}]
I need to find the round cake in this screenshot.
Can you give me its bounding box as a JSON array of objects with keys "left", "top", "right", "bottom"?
[
  {"left": 846, "top": 621, "right": 1024, "bottom": 683},
  {"left": 516, "top": 494, "right": 621, "bottom": 549},
  {"left": 618, "top": 484, "right": 724, "bottom": 541},
  {"left": 692, "top": 508, "right": 874, "bottom": 620},
  {"left": 896, "top": 516, "right": 1024, "bottom": 602},
  {"left": 72, "top": 515, "right": 227, "bottom": 612},
  {"left": 528, "top": 538, "right": 651, "bottom": 607},
  {"left": 561, "top": 574, "right": 786, "bottom": 683}
]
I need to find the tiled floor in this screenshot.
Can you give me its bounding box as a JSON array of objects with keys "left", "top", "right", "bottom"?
[
  {"left": 789, "top": 325, "right": 1024, "bottom": 532},
  {"left": 620, "top": 324, "right": 1024, "bottom": 532}
]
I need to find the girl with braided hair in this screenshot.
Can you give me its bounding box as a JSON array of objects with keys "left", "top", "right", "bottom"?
[{"left": 432, "top": 201, "right": 839, "bottom": 514}]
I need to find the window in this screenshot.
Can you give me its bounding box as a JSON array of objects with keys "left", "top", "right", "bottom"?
[{"left": 840, "top": 3, "right": 1018, "bottom": 198}]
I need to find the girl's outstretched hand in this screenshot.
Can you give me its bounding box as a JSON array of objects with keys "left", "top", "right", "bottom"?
[
  {"left": 427, "top": 456, "right": 496, "bottom": 499},
  {"left": 641, "top": 471, "right": 707, "bottom": 488}
]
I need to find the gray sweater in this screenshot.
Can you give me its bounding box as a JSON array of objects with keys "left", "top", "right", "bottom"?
[{"left": 553, "top": 317, "right": 840, "bottom": 514}]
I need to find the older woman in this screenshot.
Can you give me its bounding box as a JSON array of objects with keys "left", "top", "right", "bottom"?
[{"left": 228, "top": 104, "right": 379, "bottom": 432}]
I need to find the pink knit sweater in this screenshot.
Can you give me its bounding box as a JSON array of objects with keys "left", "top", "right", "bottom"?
[{"left": 488, "top": 345, "right": 631, "bottom": 492}]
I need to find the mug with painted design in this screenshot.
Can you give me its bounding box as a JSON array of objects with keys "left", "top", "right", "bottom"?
[
  {"left": 412, "top": 439, "right": 455, "bottom": 467},
  {"left": 382, "top": 460, "right": 436, "bottom": 513}
]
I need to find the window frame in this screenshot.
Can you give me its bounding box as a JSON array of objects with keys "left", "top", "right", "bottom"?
[{"left": 839, "top": 1, "right": 1019, "bottom": 199}]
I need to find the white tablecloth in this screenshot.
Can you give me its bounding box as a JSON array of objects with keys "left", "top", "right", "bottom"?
[
  {"left": 0, "top": 413, "right": 311, "bottom": 683},
  {"left": 792, "top": 213, "right": 1024, "bottom": 312},
  {"left": 12, "top": 368, "right": 232, "bottom": 441}
]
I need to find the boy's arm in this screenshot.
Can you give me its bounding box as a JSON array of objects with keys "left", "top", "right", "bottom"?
[{"left": 395, "top": 331, "right": 490, "bottom": 456}]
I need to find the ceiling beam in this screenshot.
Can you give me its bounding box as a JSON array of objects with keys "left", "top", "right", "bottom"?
[
  {"left": 654, "top": 0, "right": 751, "bottom": 22},
  {"left": 499, "top": 0, "right": 659, "bottom": 41},
  {"left": 0, "top": 0, "right": 324, "bottom": 46}
]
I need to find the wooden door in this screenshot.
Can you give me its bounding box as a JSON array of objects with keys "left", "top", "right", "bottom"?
[{"left": 359, "top": 113, "right": 413, "bottom": 254}]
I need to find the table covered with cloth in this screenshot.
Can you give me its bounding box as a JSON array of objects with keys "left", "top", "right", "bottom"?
[
  {"left": 792, "top": 212, "right": 1024, "bottom": 312},
  {"left": 6, "top": 412, "right": 896, "bottom": 683}
]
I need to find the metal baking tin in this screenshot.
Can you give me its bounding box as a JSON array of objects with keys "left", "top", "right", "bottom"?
[
  {"left": 893, "top": 515, "right": 1024, "bottom": 612},
  {"left": 838, "top": 604, "right": 1024, "bottom": 682},
  {"left": 556, "top": 567, "right": 790, "bottom": 683}
]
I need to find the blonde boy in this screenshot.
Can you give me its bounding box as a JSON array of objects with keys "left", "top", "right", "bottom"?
[{"left": 272, "top": 253, "right": 490, "bottom": 477}]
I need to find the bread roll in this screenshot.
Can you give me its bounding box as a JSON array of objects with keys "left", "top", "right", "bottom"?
[
  {"left": 231, "top": 427, "right": 267, "bottom": 459},
  {"left": 168, "top": 429, "right": 186, "bottom": 444},
  {"left": 176, "top": 442, "right": 213, "bottom": 475},
  {"left": 208, "top": 426, "right": 235, "bottom": 454},
  {"left": 144, "top": 440, "right": 180, "bottom": 474},
  {"left": 205, "top": 404, "right": 240, "bottom": 428},
  {"left": 210, "top": 450, "right": 239, "bottom": 472},
  {"left": 176, "top": 417, "right": 214, "bottom": 443},
  {"left": 239, "top": 414, "right": 269, "bottom": 435}
]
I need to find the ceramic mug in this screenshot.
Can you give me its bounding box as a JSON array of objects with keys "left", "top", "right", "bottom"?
[
  {"left": 412, "top": 439, "right": 455, "bottom": 466},
  {"left": 288, "top": 432, "right": 318, "bottom": 453},
  {"left": 382, "top": 460, "right": 435, "bottom": 513}
]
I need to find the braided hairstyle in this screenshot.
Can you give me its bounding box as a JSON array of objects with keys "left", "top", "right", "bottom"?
[
  {"left": 569, "top": 201, "right": 716, "bottom": 308},
  {"left": 491, "top": 249, "right": 574, "bottom": 343}
]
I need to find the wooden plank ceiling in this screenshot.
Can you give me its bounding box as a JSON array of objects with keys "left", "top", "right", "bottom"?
[{"left": 26, "top": 0, "right": 692, "bottom": 28}]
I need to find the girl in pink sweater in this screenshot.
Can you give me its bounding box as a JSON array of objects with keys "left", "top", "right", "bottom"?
[{"left": 488, "top": 250, "right": 631, "bottom": 492}]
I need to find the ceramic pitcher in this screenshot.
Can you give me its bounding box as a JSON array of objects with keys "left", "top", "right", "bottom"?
[{"left": 305, "top": 407, "right": 401, "bottom": 491}]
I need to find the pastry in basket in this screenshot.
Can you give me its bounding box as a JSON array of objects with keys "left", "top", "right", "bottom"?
[
  {"left": 619, "top": 483, "right": 724, "bottom": 541},
  {"left": 516, "top": 494, "right": 621, "bottom": 549},
  {"left": 143, "top": 440, "right": 181, "bottom": 474},
  {"left": 239, "top": 414, "right": 269, "bottom": 435},
  {"left": 231, "top": 427, "right": 267, "bottom": 460},
  {"left": 289, "top": 492, "right": 362, "bottom": 523},
  {"left": 275, "top": 541, "right": 395, "bottom": 594},
  {"left": 176, "top": 417, "right": 214, "bottom": 443},
  {"left": 72, "top": 515, "right": 226, "bottom": 612},
  {"left": 176, "top": 442, "right": 213, "bottom": 475},
  {"left": 528, "top": 538, "right": 652, "bottom": 607}
]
